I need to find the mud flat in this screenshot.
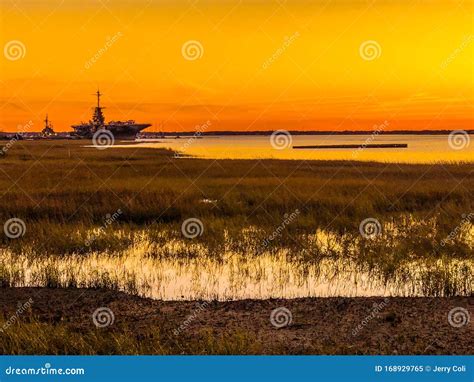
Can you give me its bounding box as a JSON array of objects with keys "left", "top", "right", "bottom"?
[{"left": 0, "top": 288, "right": 472, "bottom": 355}]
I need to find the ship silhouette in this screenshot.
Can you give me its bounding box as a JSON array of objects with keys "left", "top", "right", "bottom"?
[
  {"left": 71, "top": 90, "right": 151, "bottom": 139},
  {"left": 41, "top": 114, "right": 56, "bottom": 137}
]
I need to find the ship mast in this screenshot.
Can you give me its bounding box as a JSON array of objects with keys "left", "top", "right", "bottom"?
[
  {"left": 91, "top": 89, "right": 105, "bottom": 130},
  {"left": 41, "top": 114, "right": 55, "bottom": 136}
]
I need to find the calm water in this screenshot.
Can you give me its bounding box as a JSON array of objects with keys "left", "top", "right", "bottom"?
[
  {"left": 4, "top": 225, "right": 472, "bottom": 300},
  {"left": 125, "top": 134, "right": 473, "bottom": 163}
]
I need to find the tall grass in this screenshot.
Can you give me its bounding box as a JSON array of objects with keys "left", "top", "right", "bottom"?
[
  {"left": 0, "top": 141, "right": 472, "bottom": 298},
  {"left": 0, "top": 318, "right": 261, "bottom": 355}
]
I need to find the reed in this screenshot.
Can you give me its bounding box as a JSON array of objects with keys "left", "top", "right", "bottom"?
[{"left": 0, "top": 140, "right": 472, "bottom": 299}]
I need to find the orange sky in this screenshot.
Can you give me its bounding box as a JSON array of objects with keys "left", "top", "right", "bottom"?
[{"left": 1, "top": 0, "right": 473, "bottom": 132}]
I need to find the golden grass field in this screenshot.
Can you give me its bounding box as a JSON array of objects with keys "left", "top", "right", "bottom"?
[{"left": 0, "top": 140, "right": 472, "bottom": 354}]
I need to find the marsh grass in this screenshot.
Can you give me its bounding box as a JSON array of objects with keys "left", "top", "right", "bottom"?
[
  {"left": 0, "top": 141, "right": 472, "bottom": 298},
  {"left": 0, "top": 226, "right": 472, "bottom": 299},
  {"left": 0, "top": 318, "right": 261, "bottom": 355}
]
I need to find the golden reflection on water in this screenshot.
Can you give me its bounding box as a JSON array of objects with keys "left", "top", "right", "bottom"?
[
  {"left": 2, "top": 227, "right": 472, "bottom": 300},
  {"left": 0, "top": 248, "right": 386, "bottom": 300},
  {"left": 123, "top": 135, "right": 474, "bottom": 163}
]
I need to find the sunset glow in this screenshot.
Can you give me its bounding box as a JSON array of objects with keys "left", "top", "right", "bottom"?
[{"left": 1, "top": 0, "right": 473, "bottom": 132}]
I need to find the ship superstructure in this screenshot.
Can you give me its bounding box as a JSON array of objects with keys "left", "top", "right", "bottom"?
[
  {"left": 71, "top": 91, "right": 151, "bottom": 139},
  {"left": 41, "top": 114, "right": 56, "bottom": 137}
]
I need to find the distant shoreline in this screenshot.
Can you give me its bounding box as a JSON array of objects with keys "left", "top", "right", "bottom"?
[
  {"left": 144, "top": 129, "right": 474, "bottom": 137},
  {"left": 1, "top": 129, "right": 473, "bottom": 139}
]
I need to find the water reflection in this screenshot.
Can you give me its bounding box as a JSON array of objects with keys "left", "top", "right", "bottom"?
[
  {"left": 1, "top": 226, "right": 472, "bottom": 300},
  {"left": 117, "top": 135, "right": 474, "bottom": 163}
]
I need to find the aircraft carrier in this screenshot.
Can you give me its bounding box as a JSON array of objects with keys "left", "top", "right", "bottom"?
[{"left": 71, "top": 91, "right": 151, "bottom": 139}]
